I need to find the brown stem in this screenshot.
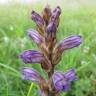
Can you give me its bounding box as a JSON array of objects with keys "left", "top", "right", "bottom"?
[
  {"left": 48, "top": 65, "right": 54, "bottom": 78},
  {"left": 48, "top": 65, "right": 57, "bottom": 96}
]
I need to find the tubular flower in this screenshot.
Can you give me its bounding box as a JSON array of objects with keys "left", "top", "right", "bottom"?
[
  {"left": 19, "top": 5, "right": 82, "bottom": 96},
  {"left": 32, "top": 10, "right": 44, "bottom": 26},
  {"left": 52, "top": 35, "right": 82, "bottom": 65},
  {"left": 19, "top": 50, "right": 44, "bottom": 63},
  {"left": 22, "top": 67, "right": 49, "bottom": 95},
  {"left": 27, "top": 29, "right": 44, "bottom": 45},
  {"left": 22, "top": 67, "right": 44, "bottom": 83},
  {"left": 53, "top": 69, "right": 78, "bottom": 91},
  {"left": 19, "top": 50, "right": 51, "bottom": 72},
  {"left": 31, "top": 10, "right": 45, "bottom": 35}
]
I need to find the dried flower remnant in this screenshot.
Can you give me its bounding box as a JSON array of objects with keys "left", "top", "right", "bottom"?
[
  {"left": 19, "top": 5, "right": 82, "bottom": 96},
  {"left": 42, "top": 4, "right": 52, "bottom": 25}
]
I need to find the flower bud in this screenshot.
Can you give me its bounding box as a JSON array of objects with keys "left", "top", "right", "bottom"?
[
  {"left": 45, "top": 22, "right": 57, "bottom": 42},
  {"left": 32, "top": 10, "right": 44, "bottom": 26},
  {"left": 27, "top": 29, "right": 43, "bottom": 45},
  {"left": 51, "top": 6, "right": 61, "bottom": 22},
  {"left": 32, "top": 11, "right": 45, "bottom": 35}
]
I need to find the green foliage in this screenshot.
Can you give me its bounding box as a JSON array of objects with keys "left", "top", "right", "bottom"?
[{"left": 0, "top": 2, "right": 96, "bottom": 96}]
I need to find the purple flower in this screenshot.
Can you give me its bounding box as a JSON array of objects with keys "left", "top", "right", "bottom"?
[
  {"left": 52, "top": 35, "right": 82, "bottom": 65},
  {"left": 64, "top": 68, "right": 78, "bottom": 82},
  {"left": 22, "top": 67, "right": 44, "bottom": 83},
  {"left": 45, "top": 22, "right": 57, "bottom": 42},
  {"left": 27, "top": 29, "right": 43, "bottom": 44},
  {"left": 19, "top": 50, "right": 44, "bottom": 63},
  {"left": 21, "top": 67, "right": 46, "bottom": 84},
  {"left": 59, "top": 35, "right": 82, "bottom": 51},
  {"left": 32, "top": 11, "right": 44, "bottom": 26},
  {"left": 19, "top": 50, "right": 52, "bottom": 72},
  {"left": 53, "top": 68, "right": 77, "bottom": 91},
  {"left": 51, "top": 6, "right": 61, "bottom": 22}
]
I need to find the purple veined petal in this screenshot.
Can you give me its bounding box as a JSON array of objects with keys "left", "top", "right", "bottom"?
[
  {"left": 45, "top": 21, "right": 57, "bottom": 41},
  {"left": 53, "top": 72, "right": 64, "bottom": 84},
  {"left": 59, "top": 35, "right": 82, "bottom": 51},
  {"left": 51, "top": 6, "right": 61, "bottom": 21},
  {"left": 64, "top": 68, "right": 78, "bottom": 82},
  {"left": 53, "top": 69, "right": 78, "bottom": 91},
  {"left": 46, "top": 22, "right": 57, "bottom": 33},
  {"left": 55, "top": 80, "right": 70, "bottom": 91},
  {"left": 52, "top": 35, "right": 82, "bottom": 65},
  {"left": 19, "top": 50, "right": 44, "bottom": 63},
  {"left": 27, "top": 29, "right": 43, "bottom": 44},
  {"left": 19, "top": 50, "right": 52, "bottom": 72},
  {"left": 21, "top": 67, "right": 44, "bottom": 83},
  {"left": 32, "top": 10, "right": 44, "bottom": 26},
  {"left": 53, "top": 71, "right": 70, "bottom": 91}
]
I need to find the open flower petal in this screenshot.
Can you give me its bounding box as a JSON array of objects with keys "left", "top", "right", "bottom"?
[
  {"left": 19, "top": 50, "right": 52, "bottom": 72},
  {"left": 59, "top": 35, "right": 82, "bottom": 51},
  {"left": 64, "top": 68, "right": 78, "bottom": 82},
  {"left": 53, "top": 68, "right": 77, "bottom": 91},
  {"left": 22, "top": 67, "right": 44, "bottom": 83},
  {"left": 19, "top": 50, "right": 44, "bottom": 63}
]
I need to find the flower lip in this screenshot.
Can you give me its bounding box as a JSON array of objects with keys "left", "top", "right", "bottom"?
[
  {"left": 64, "top": 68, "right": 78, "bottom": 82},
  {"left": 21, "top": 67, "right": 43, "bottom": 83},
  {"left": 53, "top": 68, "right": 78, "bottom": 91},
  {"left": 19, "top": 50, "right": 44, "bottom": 63},
  {"left": 59, "top": 35, "right": 82, "bottom": 50}
]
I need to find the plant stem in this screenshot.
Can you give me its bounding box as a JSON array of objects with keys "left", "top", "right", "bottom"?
[{"left": 48, "top": 65, "right": 54, "bottom": 78}]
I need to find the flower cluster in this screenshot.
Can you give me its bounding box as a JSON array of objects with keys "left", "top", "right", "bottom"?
[{"left": 19, "top": 5, "right": 82, "bottom": 96}]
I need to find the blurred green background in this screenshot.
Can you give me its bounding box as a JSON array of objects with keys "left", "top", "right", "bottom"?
[{"left": 0, "top": 0, "right": 96, "bottom": 96}]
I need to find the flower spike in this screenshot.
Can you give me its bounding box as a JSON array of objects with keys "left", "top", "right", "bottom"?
[{"left": 19, "top": 5, "right": 82, "bottom": 96}]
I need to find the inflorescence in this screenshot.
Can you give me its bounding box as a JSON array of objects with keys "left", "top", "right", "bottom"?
[{"left": 19, "top": 5, "right": 82, "bottom": 96}]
